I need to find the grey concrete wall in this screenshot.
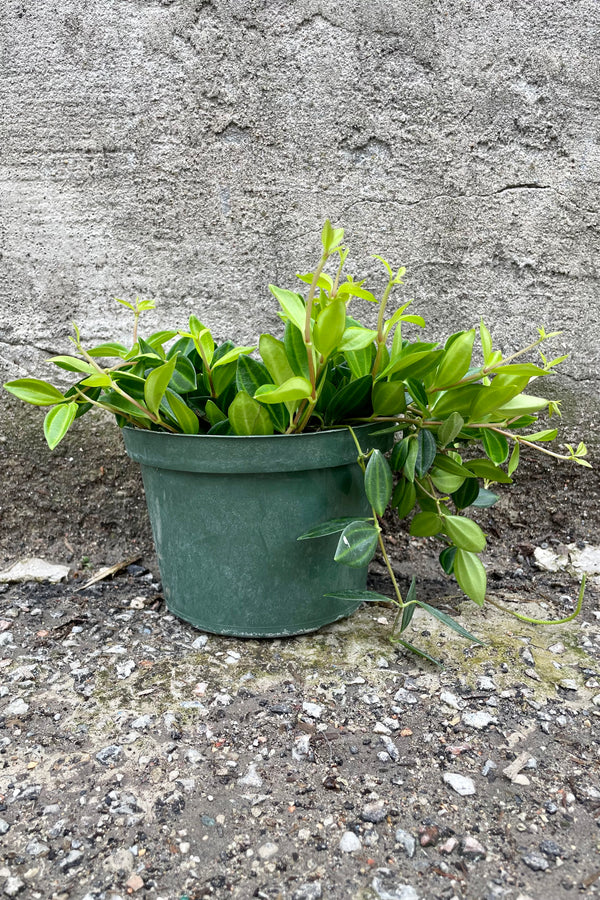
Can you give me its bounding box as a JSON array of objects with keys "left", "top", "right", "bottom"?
[{"left": 1, "top": 0, "right": 599, "bottom": 564}]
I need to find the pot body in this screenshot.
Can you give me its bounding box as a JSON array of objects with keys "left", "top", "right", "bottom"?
[{"left": 122, "top": 425, "right": 392, "bottom": 638}]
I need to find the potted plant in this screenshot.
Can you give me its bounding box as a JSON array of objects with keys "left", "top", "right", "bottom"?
[{"left": 4, "top": 222, "right": 590, "bottom": 651}]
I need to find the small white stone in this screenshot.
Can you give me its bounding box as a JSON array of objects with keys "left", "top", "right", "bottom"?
[
  {"left": 191, "top": 635, "right": 208, "bottom": 649},
  {"left": 443, "top": 772, "right": 476, "bottom": 796},
  {"left": 339, "top": 831, "right": 362, "bottom": 852},
  {"left": 462, "top": 711, "right": 497, "bottom": 730},
  {"left": 3, "top": 698, "right": 29, "bottom": 717},
  {"left": 302, "top": 702, "right": 323, "bottom": 719},
  {"left": 257, "top": 841, "right": 278, "bottom": 860},
  {"left": 237, "top": 763, "right": 263, "bottom": 789},
  {"left": 558, "top": 679, "right": 578, "bottom": 692},
  {"left": 440, "top": 691, "right": 463, "bottom": 710}
]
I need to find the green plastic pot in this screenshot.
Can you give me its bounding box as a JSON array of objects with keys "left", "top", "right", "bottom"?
[{"left": 122, "top": 424, "right": 393, "bottom": 638}]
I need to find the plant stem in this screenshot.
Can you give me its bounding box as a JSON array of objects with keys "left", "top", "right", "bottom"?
[
  {"left": 371, "top": 277, "right": 395, "bottom": 380},
  {"left": 487, "top": 575, "right": 585, "bottom": 625}
]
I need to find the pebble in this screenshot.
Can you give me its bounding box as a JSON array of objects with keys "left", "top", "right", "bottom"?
[
  {"left": 361, "top": 800, "right": 387, "bottom": 823},
  {"left": 257, "top": 841, "right": 278, "bottom": 860},
  {"left": 3, "top": 699, "right": 29, "bottom": 717},
  {"left": 539, "top": 839, "right": 564, "bottom": 859},
  {"left": 104, "top": 849, "right": 135, "bottom": 873},
  {"left": 292, "top": 883, "right": 322, "bottom": 900},
  {"left": 439, "top": 836, "right": 459, "bottom": 854},
  {"left": 191, "top": 635, "right": 208, "bottom": 649},
  {"left": 443, "top": 772, "right": 476, "bottom": 796},
  {"left": 558, "top": 679, "right": 578, "bottom": 692},
  {"left": 237, "top": 763, "right": 263, "bottom": 788},
  {"left": 0, "top": 820, "right": 10, "bottom": 835},
  {"left": 440, "top": 690, "right": 463, "bottom": 710},
  {"left": 394, "top": 828, "right": 416, "bottom": 858},
  {"left": 95, "top": 745, "right": 123, "bottom": 766},
  {"left": 522, "top": 852, "right": 550, "bottom": 871},
  {"left": 379, "top": 735, "right": 400, "bottom": 761},
  {"left": 3, "top": 876, "right": 25, "bottom": 897},
  {"left": 393, "top": 687, "right": 418, "bottom": 704},
  {"left": 481, "top": 759, "right": 497, "bottom": 777},
  {"left": 59, "top": 849, "right": 83, "bottom": 870},
  {"left": 461, "top": 836, "right": 487, "bottom": 859},
  {"left": 130, "top": 714, "right": 153, "bottom": 730},
  {"left": 462, "top": 711, "right": 498, "bottom": 729},
  {"left": 125, "top": 874, "right": 144, "bottom": 892},
  {"left": 477, "top": 675, "right": 497, "bottom": 691},
  {"left": 302, "top": 701, "right": 323, "bottom": 719},
  {"left": 339, "top": 831, "right": 362, "bottom": 852},
  {"left": 371, "top": 877, "right": 418, "bottom": 900}
]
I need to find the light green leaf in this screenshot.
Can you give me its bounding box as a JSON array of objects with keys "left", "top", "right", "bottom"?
[
  {"left": 417, "top": 600, "right": 485, "bottom": 644},
  {"left": 259, "top": 334, "right": 295, "bottom": 386},
  {"left": 438, "top": 412, "right": 465, "bottom": 447},
  {"left": 482, "top": 429, "right": 509, "bottom": 465},
  {"left": 321, "top": 219, "right": 344, "bottom": 254},
  {"left": 339, "top": 327, "right": 378, "bottom": 352},
  {"left": 454, "top": 549, "right": 487, "bottom": 606},
  {"left": 4, "top": 378, "right": 65, "bottom": 406},
  {"left": 442, "top": 515, "right": 486, "bottom": 552},
  {"left": 296, "top": 272, "right": 334, "bottom": 291},
  {"left": 313, "top": 299, "right": 347, "bottom": 358},
  {"left": 205, "top": 399, "right": 227, "bottom": 427},
  {"left": 144, "top": 356, "right": 177, "bottom": 415},
  {"left": 364, "top": 449, "right": 393, "bottom": 517},
  {"left": 524, "top": 428, "right": 558, "bottom": 442},
  {"left": 372, "top": 381, "right": 406, "bottom": 417},
  {"left": 228, "top": 392, "right": 274, "bottom": 436},
  {"left": 334, "top": 521, "right": 379, "bottom": 568},
  {"left": 163, "top": 389, "right": 199, "bottom": 434},
  {"left": 463, "top": 458, "right": 512, "bottom": 483},
  {"left": 43, "top": 401, "right": 78, "bottom": 449},
  {"left": 87, "top": 342, "right": 129, "bottom": 358},
  {"left": 211, "top": 345, "right": 256, "bottom": 369},
  {"left": 254, "top": 376, "right": 313, "bottom": 405},
  {"left": 46, "top": 356, "right": 96, "bottom": 374},
  {"left": 409, "top": 512, "right": 442, "bottom": 537},
  {"left": 480, "top": 319, "right": 493, "bottom": 364},
  {"left": 507, "top": 442, "right": 520, "bottom": 476},
  {"left": 433, "top": 329, "right": 476, "bottom": 389},
  {"left": 270, "top": 285, "right": 307, "bottom": 334}
]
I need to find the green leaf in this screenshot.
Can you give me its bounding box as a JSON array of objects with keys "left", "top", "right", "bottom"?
[
  {"left": 482, "top": 429, "right": 509, "bottom": 464},
  {"left": 439, "top": 546, "right": 456, "bottom": 575},
  {"left": 469, "top": 374, "right": 530, "bottom": 420},
  {"left": 399, "top": 577, "right": 418, "bottom": 632},
  {"left": 323, "top": 589, "right": 393, "bottom": 604},
  {"left": 211, "top": 345, "right": 256, "bottom": 369},
  {"left": 189, "top": 317, "right": 215, "bottom": 367},
  {"left": 507, "top": 442, "right": 520, "bottom": 477},
  {"left": 405, "top": 378, "right": 428, "bottom": 412},
  {"left": 391, "top": 478, "right": 417, "bottom": 519},
  {"left": 236, "top": 355, "right": 273, "bottom": 397},
  {"left": 43, "top": 401, "right": 78, "bottom": 449},
  {"left": 432, "top": 330, "right": 475, "bottom": 389},
  {"left": 372, "top": 381, "right": 406, "bottom": 416},
  {"left": 364, "top": 449, "right": 393, "bottom": 516},
  {"left": 87, "top": 342, "right": 129, "bottom": 358},
  {"left": 314, "top": 299, "right": 347, "bottom": 358},
  {"left": 451, "top": 478, "right": 480, "bottom": 509},
  {"left": 391, "top": 638, "right": 442, "bottom": 667},
  {"left": 334, "top": 521, "right": 379, "bottom": 568},
  {"left": 298, "top": 517, "right": 371, "bottom": 540},
  {"left": 205, "top": 399, "right": 227, "bottom": 427},
  {"left": 147, "top": 329, "right": 178, "bottom": 349},
  {"left": 471, "top": 488, "right": 499, "bottom": 508},
  {"left": 162, "top": 389, "right": 199, "bottom": 434},
  {"left": 431, "top": 453, "right": 476, "bottom": 479},
  {"left": 4, "top": 378, "right": 65, "bottom": 406},
  {"left": 433, "top": 384, "right": 485, "bottom": 419},
  {"left": 254, "top": 376, "right": 313, "bottom": 405},
  {"left": 321, "top": 219, "right": 344, "bottom": 254},
  {"left": 344, "top": 344, "right": 376, "bottom": 379},
  {"left": 454, "top": 549, "right": 487, "bottom": 606},
  {"left": 207, "top": 418, "right": 231, "bottom": 435},
  {"left": 463, "top": 458, "right": 512, "bottom": 483},
  {"left": 494, "top": 394, "right": 549, "bottom": 417},
  {"left": 259, "top": 334, "right": 295, "bottom": 386},
  {"left": 382, "top": 347, "right": 443, "bottom": 381},
  {"left": 169, "top": 355, "right": 197, "bottom": 394},
  {"left": 524, "top": 429, "right": 558, "bottom": 442},
  {"left": 336, "top": 283, "right": 377, "bottom": 302},
  {"left": 284, "top": 322, "right": 311, "bottom": 379},
  {"left": 438, "top": 412, "right": 465, "bottom": 447},
  {"left": 409, "top": 512, "right": 442, "bottom": 537},
  {"left": 339, "top": 327, "right": 378, "bottom": 352},
  {"left": 270, "top": 285, "right": 307, "bottom": 333},
  {"left": 46, "top": 356, "right": 96, "bottom": 374},
  {"left": 480, "top": 319, "right": 493, "bottom": 364},
  {"left": 391, "top": 438, "right": 409, "bottom": 472},
  {"left": 325, "top": 374, "right": 373, "bottom": 424},
  {"left": 228, "top": 391, "right": 274, "bottom": 436},
  {"left": 100, "top": 391, "right": 153, "bottom": 420},
  {"left": 442, "top": 515, "right": 486, "bottom": 552},
  {"left": 489, "top": 363, "right": 547, "bottom": 376},
  {"left": 415, "top": 429, "right": 437, "bottom": 478},
  {"left": 430, "top": 468, "right": 465, "bottom": 495},
  {"left": 403, "top": 435, "right": 419, "bottom": 483},
  {"left": 144, "top": 356, "right": 177, "bottom": 415},
  {"left": 296, "top": 272, "right": 333, "bottom": 291},
  {"left": 416, "top": 601, "right": 485, "bottom": 645}
]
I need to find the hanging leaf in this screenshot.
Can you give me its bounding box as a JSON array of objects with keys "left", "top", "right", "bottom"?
[
  {"left": 334, "top": 521, "right": 380, "bottom": 568},
  {"left": 391, "top": 638, "right": 442, "bottom": 666},
  {"left": 416, "top": 601, "right": 485, "bottom": 644},
  {"left": 471, "top": 488, "right": 499, "bottom": 508},
  {"left": 46, "top": 356, "right": 96, "bottom": 375},
  {"left": 43, "top": 401, "right": 78, "bottom": 449},
  {"left": 255, "top": 376, "right": 313, "bottom": 405},
  {"left": 439, "top": 545, "right": 456, "bottom": 574},
  {"left": 438, "top": 412, "right": 465, "bottom": 447},
  {"left": 482, "top": 429, "right": 510, "bottom": 465},
  {"left": 454, "top": 549, "right": 487, "bottom": 606},
  {"left": 364, "top": 449, "right": 393, "bottom": 516},
  {"left": 451, "top": 478, "right": 480, "bottom": 510},
  {"left": 399, "top": 577, "right": 418, "bottom": 632},
  {"left": 144, "top": 357, "right": 177, "bottom": 415},
  {"left": 409, "top": 512, "right": 442, "bottom": 537},
  {"left": 87, "top": 342, "right": 129, "bottom": 358},
  {"left": 391, "top": 438, "right": 410, "bottom": 472},
  {"left": 403, "top": 435, "right": 419, "bottom": 483},
  {"left": 442, "top": 515, "right": 486, "bottom": 552},
  {"left": 463, "top": 458, "right": 512, "bottom": 483},
  {"left": 507, "top": 442, "right": 520, "bottom": 477},
  {"left": 4, "top": 378, "right": 66, "bottom": 406},
  {"left": 415, "top": 429, "right": 437, "bottom": 478},
  {"left": 405, "top": 378, "right": 428, "bottom": 411},
  {"left": 391, "top": 478, "right": 417, "bottom": 519}
]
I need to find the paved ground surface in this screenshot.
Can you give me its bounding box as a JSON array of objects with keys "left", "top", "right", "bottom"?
[{"left": 1, "top": 564, "right": 599, "bottom": 900}]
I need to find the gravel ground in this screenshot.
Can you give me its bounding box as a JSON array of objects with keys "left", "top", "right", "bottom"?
[{"left": 1, "top": 564, "right": 600, "bottom": 900}]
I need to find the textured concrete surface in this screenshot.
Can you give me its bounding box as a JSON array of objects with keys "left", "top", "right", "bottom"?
[{"left": 1, "top": 0, "right": 598, "bottom": 558}]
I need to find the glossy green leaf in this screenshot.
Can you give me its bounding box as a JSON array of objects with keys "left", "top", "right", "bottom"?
[
  {"left": 454, "top": 549, "right": 487, "bottom": 606},
  {"left": 334, "top": 521, "right": 379, "bottom": 568},
  {"left": 468, "top": 374, "right": 530, "bottom": 420},
  {"left": 430, "top": 468, "right": 465, "bottom": 495},
  {"left": 391, "top": 478, "right": 417, "bottom": 519},
  {"left": 525, "top": 428, "right": 558, "bottom": 442},
  {"left": 99, "top": 391, "right": 153, "bottom": 420},
  {"left": 471, "top": 488, "right": 499, "bottom": 508},
  {"left": 417, "top": 600, "right": 485, "bottom": 644},
  {"left": 438, "top": 412, "right": 465, "bottom": 447},
  {"left": 147, "top": 329, "right": 178, "bottom": 349},
  {"left": 296, "top": 271, "right": 334, "bottom": 291},
  {"left": 4, "top": 378, "right": 65, "bottom": 406},
  {"left": 314, "top": 299, "right": 346, "bottom": 358},
  {"left": 207, "top": 418, "right": 231, "bottom": 435},
  {"left": 432, "top": 330, "right": 475, "bottom": 389},
  {"left": 205, "top": 399, "right": 227, "bottom": 426},
  {"left": 259, "top": 334, "right": 295, "bottom": 386},
  {"left": 87, "top": 342, "right": 129, "bottom": 358},
  {"left": 163, "top": 389, "right": 199, "bottom": 434},
  {"left": 439, "top": 545, "right": 457, "bottom": 575},
  {"left": 284, "top": 322, "right": 311, "bottom": 379},
  {"left": 344, "top": 344, "right": 375, "bottom": 379},
  {"left": 489, "top": 362, "right": 547, "bottom": 376},
  {"left": 298, "top": 517, "right": 371, "bottom": 540},
  {"left": 336, "top": 283, "right": 377, "bottom": 302},
  {"left": 321, "top": 219, "right": 344, "bottom": 254},
  {"left": 189, "top": 316, "right": 215, "bottom": 367},
  {"left": 364, "top": 449, "right": 393, "bottom": 516},
  {"left": 236, "top": 355, "right": 273, "bottom": 397},
  {"left": 507, "top": 442, "right": 520, "bottom": 477},
  {"left": 211, "top": 345, "right": 256, "bottom": 369},
  {"left": 415, "top": 429, "right": 437, "bottom": 478},
  {"left": 463, "top": 458, "right": 512, "bottom": 483},
  {"left": 494, "top": 394, "right": 549, "bottom": 417},
  {"left": 270, "top": 285, "right": 307, "bottom": 333},
  {"left": 228, "top": 391, "right": 274, "bottom": 436},
  {"left": 433, "top": 384, "right": 485, "bottom": 419},
  {"left": 43, "top": 401, "right": 78, "bottom": 449},
  {"left": 325, "top": 375, "right": 373, "bottom": 424},
  {"left": 409, "top": 512, "right": 442, "bottom": 537},
  {"left": 372, "top": 380, "right": 406, "bottom": 416},
  {"left": 254, "top": 376, "right": 313, "bottom": 405},
  {"left": 405, "top": 378, "right": 428, "bottom": 412},
  {"left": 442, "top": 515, "right": 486, "bottom": 552},
  {"left": 46, "top": 356, "right": 96, "bottom": 375},
  {"left": 391, "top": 438, "right": 410, "bottom": 472},
  {"left": 144, "top": 357, "right": 177, "bottom": 415},
  {"left": 482, "top": 429, "right": 510, "bottom": 464},
  {"left": 431, "top": 453, "right": 476, "bottom": 479},
  {"left": 382, "top": 347, "right": 443, "bottom": 380},
  {"left": 480, "top": 319, "right": 493, "bottom": 364},
  {"left": 451, "top": 478, "right": 480, "bottom": 510},
  {"left": 399, "top": 577, "right": 418, "bottom": 632},
  {"left": 169, "top": 355, "right": 197, "bottom": 394},
  {"left": 339, "top": 327, "right": 378, "bottom": 352}
]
